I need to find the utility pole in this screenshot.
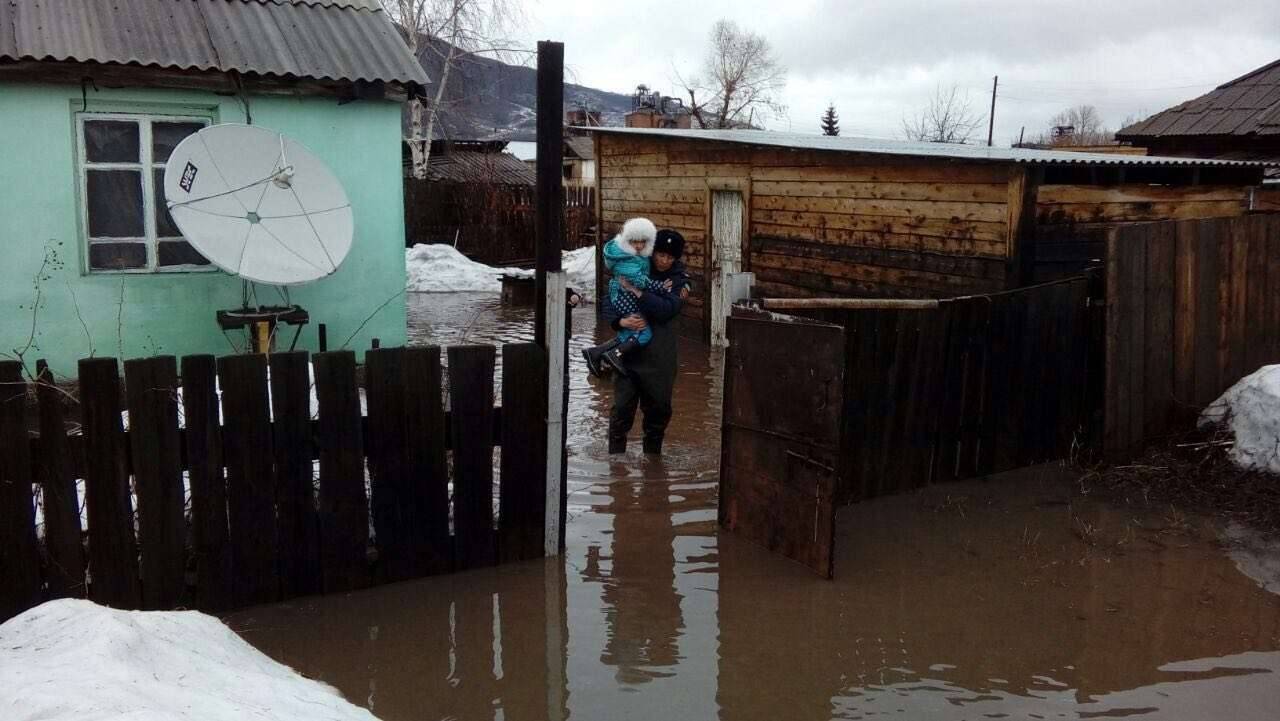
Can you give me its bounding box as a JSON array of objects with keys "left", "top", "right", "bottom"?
[
  {"left": 987, "top": 75, "right": 998, "bottom": 147},
  {"left": 535, "top": 40, "right": 566, "bottom": 558}
]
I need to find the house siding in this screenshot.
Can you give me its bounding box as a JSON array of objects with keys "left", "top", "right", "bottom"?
[{"left": 0, "top": 82, "right": 407, "bottom": 374}]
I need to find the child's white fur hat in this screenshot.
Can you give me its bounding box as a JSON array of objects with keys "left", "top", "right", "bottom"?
[{"left": 619, "top": 217, "right": 657, "bottom": 257}]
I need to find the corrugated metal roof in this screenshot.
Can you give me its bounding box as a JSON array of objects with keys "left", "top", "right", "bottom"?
[
  {"left": 0, "top": 0, "right": 429, "bottom": 89},
  {"left": 589, "top": 128, "right": 1277, "bottom": 168},
  {"left": 1118, "top": 59, "right": 1280, "bottom": 139}
]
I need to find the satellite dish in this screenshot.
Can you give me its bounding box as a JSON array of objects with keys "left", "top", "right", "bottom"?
[{"left": 163, "top": 124, "right": 353, "bottom": 286}]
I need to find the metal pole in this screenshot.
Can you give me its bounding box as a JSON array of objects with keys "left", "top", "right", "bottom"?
[{"left": 987, "top": 75, "right": 998, "bottom": 147}]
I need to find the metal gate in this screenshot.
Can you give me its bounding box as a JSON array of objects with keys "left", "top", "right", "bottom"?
[{"left": 718, "top": 309, "right": 845, "bottom": 578}]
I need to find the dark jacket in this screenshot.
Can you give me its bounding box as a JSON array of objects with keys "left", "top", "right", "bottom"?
[{"left": 601, "top": 259, "right": 690, "bottom": 330}]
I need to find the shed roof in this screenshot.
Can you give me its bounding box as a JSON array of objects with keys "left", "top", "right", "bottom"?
[
  {"left": 564, "top": 136, "right": 595, "bottom": 161},
  {"left": 590, "top": 128, "right": 1276, "bottom": 168},
  {"left": 422, "top": 145, "right": 536, "bottom": 185},
  {"left": 1118, "top": 59, "right": 1280, "bottom": 140},
  {"left": 0, "top": 0, "right": 430, "bottom": 90}
]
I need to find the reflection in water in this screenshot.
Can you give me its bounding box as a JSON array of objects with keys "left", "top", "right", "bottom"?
[{"left": 226, "top": 293, "right": 1280, "bottom": 721}]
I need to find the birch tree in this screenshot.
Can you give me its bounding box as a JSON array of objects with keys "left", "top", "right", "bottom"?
[
  {"left": 901, "top": 85, "right": 983, "bottom": 144},
  {"left": 677, "top": 20, "right": 787, "bottom": 129},
  {"left": 382, "top": 0, "right": 522, "bottom": 179}
]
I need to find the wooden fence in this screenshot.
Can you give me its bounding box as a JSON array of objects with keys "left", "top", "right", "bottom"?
[
  {"left": 405, "top": 180, "right": 595, "bottom": 265},
  {"left": 788, "top": 276, "right": 1098, "bottom": 501},
  {"left": 0, "top": 344, "right": 550, "bottom": 622},
  {"left": 1104, "top": 214, "right": 1280, "bottom": 452}
]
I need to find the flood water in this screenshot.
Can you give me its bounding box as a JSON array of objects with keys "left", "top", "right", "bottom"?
[{"left": 227, "top": 293, "right": 1280, "bottom": 720}]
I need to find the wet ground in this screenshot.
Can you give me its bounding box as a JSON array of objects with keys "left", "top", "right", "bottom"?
[{"left": 227, "top": 293, "right": 1280, "bottom": 720}]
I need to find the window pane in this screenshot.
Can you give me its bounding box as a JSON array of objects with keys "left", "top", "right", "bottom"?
[
  {"left": 158, "top": 240, "right": 211, "bottom": 267},
  {"left": 153, "top": 168, "right": 182, "bottom": 237},
  {"left": 84, "top": 120, "right": 140, "bottom": 163},
  {"left": 87, "top": 170, "right": 144, "bottom": 237},
  {"left": 89, "top": 242, "right": 147, "bottom": 270},
  {"left": 153, "top": 121, "right": 206, "bottom": 163}
]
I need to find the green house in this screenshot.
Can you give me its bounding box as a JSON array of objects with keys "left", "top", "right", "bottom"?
[{"left": 0, "top": 0, "right": 429, "bottom": 375}]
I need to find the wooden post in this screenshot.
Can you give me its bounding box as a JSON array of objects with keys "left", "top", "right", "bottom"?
[
  {"left": 34, "top": 360, "right": 86, "bottom": 599},
  {"left": 181, "top": 355, "right": 233, "bottom": 612},
  {"left": 0, "top": 361, "right": 41, "bottom": 621},
  {"left": 987, "top": 75, "right": 998, "bottom": 147},
  {"left": 79, "top": 357, "right": 141, "bottom": 609},
  {"left": 124, "top": 356, "right": 186, "bottom": 610},
  {"left": 535, "top": 40, "right": 564, "bottom": 348},
  {"left": 535, "top": 40, "right": 567, "bottom": 557},
  {"left": 217, "top": 353, "right": 280, "bottom": 606}
]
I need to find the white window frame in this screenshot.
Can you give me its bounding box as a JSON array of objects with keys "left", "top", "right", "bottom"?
[{"left": 76, "top": 111, "right": 216, "bottom": 274}]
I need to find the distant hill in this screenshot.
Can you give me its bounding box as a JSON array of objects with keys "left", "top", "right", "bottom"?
[{"left": 409, "top": 36, "right": 634, "bottom": 141}]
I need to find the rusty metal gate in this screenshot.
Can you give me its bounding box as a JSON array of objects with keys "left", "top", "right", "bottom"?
[{"left": 718, "top": 310, "right": 845, "bottom": 578}]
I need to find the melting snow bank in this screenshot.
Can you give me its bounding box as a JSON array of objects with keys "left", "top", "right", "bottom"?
[
  {"left": 1221, "top": 522, "right": 1280, "bottom": 596},
  {"left": 1200, "top": 365, "right": 1280, "bottom": 475},
  {"left": 0, "top": 599, "right": 379, "bottom": 721},
  {"left": 406, "top": 244, "right": 597, "bottom": 301}
]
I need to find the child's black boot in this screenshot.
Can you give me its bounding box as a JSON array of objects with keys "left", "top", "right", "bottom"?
[
  {"left": 601, "top": 336, "right": 642, "bottom": 375},
  {"left": 582, "top": 337, "right": 622, "bottom": 378}
]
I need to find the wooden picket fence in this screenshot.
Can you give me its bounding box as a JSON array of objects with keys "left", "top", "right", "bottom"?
[{"left": 0, "top": 344, "right": 550, "bottom": 622}]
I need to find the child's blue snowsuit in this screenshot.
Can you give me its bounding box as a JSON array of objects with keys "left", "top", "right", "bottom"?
[{"left": 603, "top": 236, "right": 667, "bottom": 346}]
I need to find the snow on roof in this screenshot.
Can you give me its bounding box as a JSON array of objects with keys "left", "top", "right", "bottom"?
[{"left": 589, "top": 127, "right": 1277, "bottom": 168}]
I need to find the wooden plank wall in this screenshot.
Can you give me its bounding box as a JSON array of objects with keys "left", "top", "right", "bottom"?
[
  {"left": 0, "top": 344, "right": 551, "bottom": 623},
  {"left": 790, "top": 277, "right": 1095, "bottom": 501},
  {"left": 1104, "top": 214, "right": 1280, "bottom": 452},
  {"left": 597, "top": 135, "right": 1016, "bottom": 337},
  {"left": 1032, "top": 184, "right": 1253, "bottom": 282}
]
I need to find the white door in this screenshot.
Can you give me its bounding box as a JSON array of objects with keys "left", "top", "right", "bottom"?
[{"left": 709, "top": 190, "right": 744, "bottom": 347}]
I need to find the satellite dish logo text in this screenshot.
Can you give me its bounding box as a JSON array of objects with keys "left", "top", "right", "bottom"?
[{"left": 179, "top": 162, "right": 199, "bottom": 193}]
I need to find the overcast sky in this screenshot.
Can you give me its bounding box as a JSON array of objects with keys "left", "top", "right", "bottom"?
[{"left": 514, "top": 0, "right": 1280, "bottom": 143}]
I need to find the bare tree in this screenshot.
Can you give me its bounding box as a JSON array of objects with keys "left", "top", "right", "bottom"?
[
  {"left": 676, "top": 20, "right": 787, "bottom": 129},
  {"left": 381, "top": 0, "right": 522, "bottom": 179},
  {"left": 902, "top": 85, "right": 983, "bottom": 144},
  {"left": 1024, "top": 104, "right": 1119, "bottom": 147}
]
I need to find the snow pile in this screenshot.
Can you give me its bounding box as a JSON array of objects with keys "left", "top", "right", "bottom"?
[
  {"left": 1200, "top": 364, "right": 1280, "bottom": 475},
  {"left": 563, "top": 246, "right": 597, "bottom": 302},
  {"left": 0, "top": 599, "right": 378, "bottom": 721},
  {"left": 405, "top": 243, "right": 531, "bottom": 293},
  {"left": 404, "top": 243, "right": 597, "bottom": 301}
]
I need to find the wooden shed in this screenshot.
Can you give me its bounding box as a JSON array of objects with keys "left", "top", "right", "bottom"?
[{"left": 590, "top": 128, "right": 1271, "bottom": 342}]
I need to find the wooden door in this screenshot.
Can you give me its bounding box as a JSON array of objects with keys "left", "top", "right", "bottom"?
[
  {"left": 719, "top": 309, "right": 845, "bottom": 578},
  {"left": 709, "top": 190, "right": 744, "bottom": 347}
]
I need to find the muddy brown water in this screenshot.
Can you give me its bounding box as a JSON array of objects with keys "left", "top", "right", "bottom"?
[{"left": 227, "top": 293, "right": 1280, "bottom": 720}]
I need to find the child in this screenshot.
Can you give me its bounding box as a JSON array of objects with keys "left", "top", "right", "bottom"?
[{"left": 582, "top": 217, "right": 673, "bottom": 377}]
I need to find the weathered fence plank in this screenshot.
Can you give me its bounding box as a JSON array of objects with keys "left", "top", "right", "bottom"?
[
  {"left": 181, "top": 355, "right": 232, "bottom": 612},
  {"left": 500, "top": 343, "right": 549, "bottom": 561},
  {"left": 34, "top": 360, "right": 85, "bottom": 599},
  {"left": 270, "top": 351, "right": 321, "bottom": 597},
  {"left": 314, "top": 351, "right": 369, "bottom": 592},
  {"left": 366, "top": 347, "right": 416, "bottom": 581},
  {"left": 124, "top": 356, "right": 186, "bottom": 610},
  {"left": 218, "top": 353, "right": 279, "bottom": 606},
  {"left": 405, "top": 346, "right": 452, "bottom": 574},
  {"left": 449, "top": 345, "right": 497, "bottom": 569},
  {"left": 0, "top": 361, "right": 41, "bottom": 622},
  {"left": 79, "top": 357, "right": 141, "bottom": 609}
]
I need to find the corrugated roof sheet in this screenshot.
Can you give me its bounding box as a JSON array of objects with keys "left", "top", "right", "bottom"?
[
  {"left": 1118, "top": 59, "right": 1280, "bottom": 139},
  {"left": 0, "top": 0, "right": 430, "bottom": 89},
  {"left": 590, "top": 128, "right": 1276, "bottom": 168},
  {"left": 424, "top": 150, "right": 536, "bottom": 185}
]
